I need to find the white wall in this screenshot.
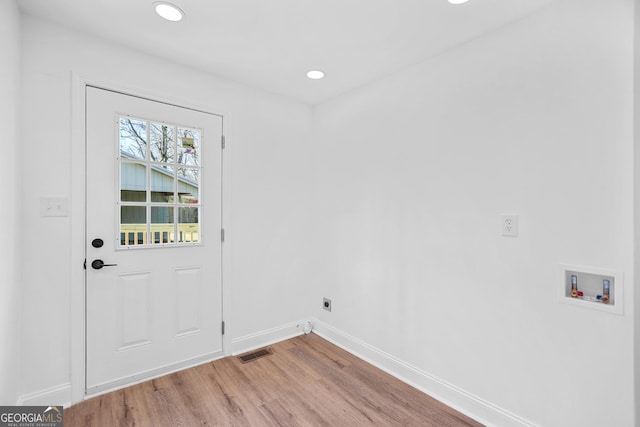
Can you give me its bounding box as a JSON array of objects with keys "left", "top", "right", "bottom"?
[
  {"left": 17, "top": 0, "right": 637, "bottom": 423},
  {"left": 0, "top": 0, "right": 22, "bottom": 406},
  {"left": 312, "top": 0, "right": 635, "bottom": 426},
  {"left": 19, "top": 16, "right": 314, "bottom": 402},
  {"left": 634, "top": 0, "right": 640, "bottom": 422}
]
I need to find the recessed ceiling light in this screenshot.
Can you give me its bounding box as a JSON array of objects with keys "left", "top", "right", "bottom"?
[
  {"left": 448, "top": 0, "right": 469, "bottom": 4},
  {"left": 154, "top": 2, "right": 184, "bottom": 22},
  {"left": 306, "top": 70, "right": 325, "bottom": 80}
]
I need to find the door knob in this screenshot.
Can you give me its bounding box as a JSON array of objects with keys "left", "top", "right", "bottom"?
[{"left": 91, "top": 259, "right": 117, "bottom": 270}]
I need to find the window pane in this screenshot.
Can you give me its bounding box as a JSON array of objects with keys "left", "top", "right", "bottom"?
[
  {"left": 150, "top": 166, "right": 175, "bottom": 203},
  {"left": 121, "top": 162, "right": 147, "bottom": 202},
  {"left": 120, "top": 206, "right": 146, "bottom": 246},
  {"left": 150, "top": 122, "right": 175, "bottom": 164},
  {"left": 179, "top": 207, "right": 199, "bottom": 243},
  {"left": 177, "top": 168, "right": 199, "bottom": 203},
  {"left": 151, "top": 206, "right": 174, "bottom": 244},
  {"left": 121, "top": 206, "right": 146, "bottom": 224},
  {"left": 179, "top": 207, "right": 198, "bottom": 223},
  {"left": 119, "top": 118, "right": 147, "bottom": 160},
  {"left": 177, "top": 128, "right": 200, "bottom": 167}
]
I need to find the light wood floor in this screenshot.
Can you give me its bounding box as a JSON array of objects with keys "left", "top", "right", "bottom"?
[{"left": 65, "top": 333, "right": 483, "bottom": 426}]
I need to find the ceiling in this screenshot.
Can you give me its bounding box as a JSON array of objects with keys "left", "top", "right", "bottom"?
[{"left": 18, "top": 0, "right": 560, "bottom": 105}]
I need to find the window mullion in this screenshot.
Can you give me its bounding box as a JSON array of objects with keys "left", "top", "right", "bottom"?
[{"left": 146, "top": 120, "right": 152, "bottom": 244}]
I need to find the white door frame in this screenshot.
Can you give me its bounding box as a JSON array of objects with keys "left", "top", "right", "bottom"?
[{"left": 70, "top": 73, "right": 233, "bottom": 404}]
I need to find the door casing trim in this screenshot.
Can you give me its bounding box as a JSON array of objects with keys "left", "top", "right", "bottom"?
[{"left": 70, "top": 72, "right": 232, "bottom": 405}]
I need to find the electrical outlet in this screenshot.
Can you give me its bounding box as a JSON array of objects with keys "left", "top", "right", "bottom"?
[
  {"left": 501, "top": 214, "right": 518, "bottom": 237},
  {"left": 322, "top": 298, "right": 332, "bottom": 312}
]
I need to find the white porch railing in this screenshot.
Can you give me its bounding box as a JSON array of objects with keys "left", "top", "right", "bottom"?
[{"left": 120, "top": 223, "right": 199, "bottom": 245}]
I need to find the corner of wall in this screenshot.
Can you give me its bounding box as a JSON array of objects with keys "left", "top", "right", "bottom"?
[
  {"left": 0, "top": 0, "right": 22, "bottom": 406},
  {"left": 310, "top": 319, "right": 535, "bottom": 427},
  {"left": 634, "top": 1, "right": 640, "bottom": 424}
]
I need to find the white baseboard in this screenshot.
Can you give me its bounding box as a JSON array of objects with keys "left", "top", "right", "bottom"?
[
  {"left": 18, "top": 383, "right": 72, "bottom": 408},
  {"left": 231, "top": 320, "right": 310, "bottom": 355},
  {"left": 20, "top": 321, "right": 308, "bottom": 408},
  {"left": 311, "top": 319, "right": 537, "bottom": 427},
  {"left": 85, "top": 350, "right": 225, "bottom": 398},
  {"left": 20, "top": 319, "right": 534, "bottom": 426}
]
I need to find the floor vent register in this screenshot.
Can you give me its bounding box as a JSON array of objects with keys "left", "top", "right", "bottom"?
[{"left": 237, "top": 348, "right": 273, "bottom": 364}]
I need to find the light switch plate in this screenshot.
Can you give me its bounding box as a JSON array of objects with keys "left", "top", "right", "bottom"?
[{"left": 40, "top": 197, "right": 69, "bottom": 217}]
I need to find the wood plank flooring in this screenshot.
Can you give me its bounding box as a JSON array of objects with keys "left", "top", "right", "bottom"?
[{"left": 65, "top": 333, "right": 483, "bottom": 426}]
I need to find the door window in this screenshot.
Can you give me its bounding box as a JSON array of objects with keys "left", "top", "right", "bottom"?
[{"left": 119, "top": 117, "right": 202, "bottom": 247}]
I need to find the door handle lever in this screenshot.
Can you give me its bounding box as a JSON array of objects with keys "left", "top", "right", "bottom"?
[{"left": 91, "top": 259, "right": 118, "bottom": 270}]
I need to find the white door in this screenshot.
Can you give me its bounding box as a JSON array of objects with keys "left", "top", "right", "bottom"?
[{"left": 85, "top": 86, "right": 223, "bottom": 395}]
